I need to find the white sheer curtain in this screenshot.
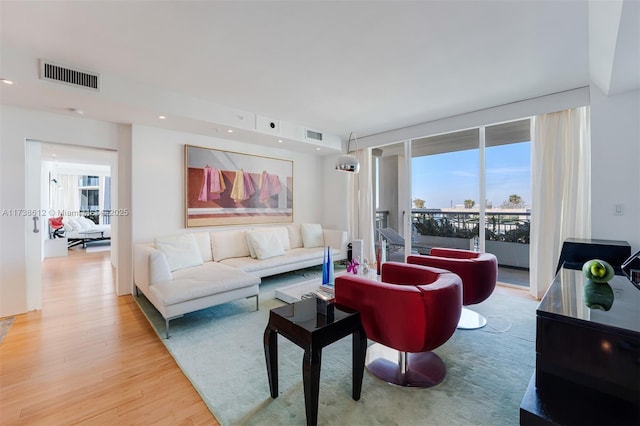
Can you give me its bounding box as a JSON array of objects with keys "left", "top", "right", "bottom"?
[
  {"left": 349, "top": 148, "right": 376, "bottom": 264},
  {"left": 99, "top": 176, "right": 106, "bottom": 224},
  {"left": 530, "top": 106, "right": 591, "bottom": 299},
  {"left": 56, "top": 174, "right": 80, "bottom": 215}
]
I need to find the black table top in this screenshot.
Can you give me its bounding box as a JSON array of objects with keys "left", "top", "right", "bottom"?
[
  {"left": 537, "top": 267, "right": 640, "bottom": 334},
  {"left": 269, "top": 298, "right": 357, "bottom": 333}
]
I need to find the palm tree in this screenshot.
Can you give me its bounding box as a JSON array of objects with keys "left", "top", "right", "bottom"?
[
  {"left": 501, "top": 194, "right": 524, "bottom": 208},
  {"left": 413, "top": 198, "right": 426, "bottom": 209}
]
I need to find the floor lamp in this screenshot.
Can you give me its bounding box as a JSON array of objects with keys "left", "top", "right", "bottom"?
[{"left": 335, "top": 133, "right": 362, "bottom": 262}]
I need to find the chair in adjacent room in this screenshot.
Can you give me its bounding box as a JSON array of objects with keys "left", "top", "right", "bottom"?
[
  {"left": 335, "top": 261, "right": 462, "bottom": 387},
  {"left": 408, "top": 248, "right": 498, "bottom": 329},
  {"left": 48, "top": 216, "right": 65, "bottom": 238}
]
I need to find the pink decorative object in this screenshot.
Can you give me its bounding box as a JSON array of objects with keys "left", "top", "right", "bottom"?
[{"left": 347, "top": 258, "right": 360, "bottom": 274}]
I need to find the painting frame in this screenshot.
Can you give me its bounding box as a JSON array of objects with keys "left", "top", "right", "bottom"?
[{"left": 185, "top": 144, "right": 293, "bottom": 227}]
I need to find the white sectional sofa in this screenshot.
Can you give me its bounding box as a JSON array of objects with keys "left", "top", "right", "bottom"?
[{"left": 134, "top": 223, "right": 347, "bottom": 337}]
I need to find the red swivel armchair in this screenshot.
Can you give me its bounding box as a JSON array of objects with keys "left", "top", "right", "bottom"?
[
  {"left": 408, "top": 248, "right": 498, "bottom": 329},
  {"left": 335, "top": 261, "right": 462, "bottom": 388}
]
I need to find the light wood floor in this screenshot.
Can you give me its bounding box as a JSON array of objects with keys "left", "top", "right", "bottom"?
[
  {"left": 0, "top": 249, "right": 535, "bottom": 425},
  {"left": 0, "top": 249, "right": 218, "bottom": 425}
]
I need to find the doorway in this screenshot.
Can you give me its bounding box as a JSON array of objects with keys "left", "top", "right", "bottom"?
[{"left": 25, "top": 140, "right": 118, "bottom": 310}]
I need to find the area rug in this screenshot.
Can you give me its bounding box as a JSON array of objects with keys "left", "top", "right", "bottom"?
[
  {"left": 135, "top": 268, "right": 537, "bottom": 426},
  {"left": 0, "top": 316, "right": 15, "bottom": 345}
]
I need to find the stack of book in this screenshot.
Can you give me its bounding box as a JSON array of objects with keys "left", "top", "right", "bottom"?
[{"left": 316, "top": 285, "right": 335, "bottom": 302}]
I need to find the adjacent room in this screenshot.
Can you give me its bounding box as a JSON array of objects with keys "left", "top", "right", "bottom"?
[{"left": 1, "top": 1, "right": 638, "bottom": 425}]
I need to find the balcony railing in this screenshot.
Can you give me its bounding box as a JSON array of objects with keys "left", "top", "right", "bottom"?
[
  {"left": 377, "top": 209, "right": 530, "bottom": 242},
  {"left": 375, "top": 208, "right": 531, "bottom": 278}
]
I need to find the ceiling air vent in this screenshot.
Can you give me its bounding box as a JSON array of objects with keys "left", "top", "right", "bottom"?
[
  {"left": 305, "top": 129, "right": 323, "bottom": 141},
  {"left": 39, "top": 59, "right": 100, "bottom": 91}
]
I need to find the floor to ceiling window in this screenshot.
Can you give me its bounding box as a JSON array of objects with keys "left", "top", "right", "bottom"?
[{"left": 375, "top": 118, "right": 531, "bottom": 287}]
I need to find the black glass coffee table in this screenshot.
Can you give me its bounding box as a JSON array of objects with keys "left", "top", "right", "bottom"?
[{"left": 263, "top": 297, "right": 366, "bottom": 426}]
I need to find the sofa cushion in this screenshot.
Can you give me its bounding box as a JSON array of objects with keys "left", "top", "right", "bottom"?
[
  {"left": 246, "top": 230, "right": 285, "bottom": 260},
  {"left": 192, "top": 232, "right": 213, "bottom": 262},
  {"left": 210, "top": 229, "right": 250, "bottom": 261},
  {"left": 155, "top": 234, "right": 204, "bottom": 272},
  {"left": 287, "top": 224, "right": 303, "bottom": 249},
  {"left": 301, "top": 223, "right": 324, "bottom": 248},
  {"left": 150, "top": 250, "right": 173, "bottom": 284},
  {"left": 153, "top": 262, "right": 260, "bottom": 306}
]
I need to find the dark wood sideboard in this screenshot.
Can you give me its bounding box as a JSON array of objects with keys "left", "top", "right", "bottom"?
[{"left": 520, "top": 261, "right": 640, "bottom": 425}]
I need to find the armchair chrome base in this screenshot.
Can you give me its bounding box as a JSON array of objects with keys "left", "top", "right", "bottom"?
[
  {"left": 457, "top": 307, "right": 487, "bottom": 329},
  {"left": 365, "top": 343, "right": 446, "bottom": 388}
]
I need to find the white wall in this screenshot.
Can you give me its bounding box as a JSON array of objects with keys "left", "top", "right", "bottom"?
[
  {"left": 130, "top": 125, "right": 325, "bottom": 245},
  {"left": 322, "top": 155, "right": 350, "bottom": 233},
  {"left": 590, "top": 86, "right": 640, "bottom": 251},
  {"left": 0, "top": 106, "right": 120, "bottom": 316},
  {"left": 0, "top": 110, "right": 332, "bottom": 316},
  {"left": 367, "top": 155, "right": 402, "bottom": 232}
]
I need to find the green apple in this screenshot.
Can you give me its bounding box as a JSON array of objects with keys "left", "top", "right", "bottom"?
[
  {"left": 582, "top": 259, "right": 615, "bottom": 283},
  {"left": 590, "top": 262, "right": 607, "bottom": 278}
]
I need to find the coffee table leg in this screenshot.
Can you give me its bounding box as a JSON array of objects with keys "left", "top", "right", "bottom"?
[
  {"left": 303, "top": 346, "right": 322, "bottom": 426},
  {"left": 263, "top": 326, "right": 278, "bottom": 398},
  {"left": 352, "top": 326, "right": 367, "bottom": 400}
]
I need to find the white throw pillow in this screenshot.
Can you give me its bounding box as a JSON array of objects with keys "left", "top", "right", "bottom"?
[
  {"left": 79, "top": 217, "right": 97, "bottom": 230},
  {"left": 246, "top": 230, "right": 285, "bottom": 260},
  {"left": 149, "top": 250, "right": 173, "bottom": 284},
  {"left": 63, "top": 219, "right": 75, "bottom": 231},
  {"left": 155, "top": 234, "right": 204, "bottom": 272},
  {"left": 69, "top": 218, "right": 83, "bottom": 230},
  {"left": 192, "top": 232, "right": 213, "bottom": 262},
  {"left": 287, "top": 224, "right": 303, "bottom": 249},
  {"left": 246, "top": 232, "right": 258, "bottom": 258},
  {"left": 301, "top": 223, "right": 324, "bottom": 248},
  {"left": 261, "top": 227, "right": 291, "bottom": 251},
  {"left": 210, "top": 229, "right": 250, "bottom": 262}
]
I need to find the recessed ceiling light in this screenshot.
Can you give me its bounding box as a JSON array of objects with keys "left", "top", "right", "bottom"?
[
  {"left": 277, "top": 139, "right": 283, "bottom": 143},
  {"left": 0, "top": 78, "right": 14, "bottom": 85},
  {"left": 158, "top": 115, "right": 167, "bottom": 120},
  {"left": 227, "top": 129, "right": 233, "bottom": 133},
  {"left": 316, "top": 147, "right": 321, "bottom": 151}
]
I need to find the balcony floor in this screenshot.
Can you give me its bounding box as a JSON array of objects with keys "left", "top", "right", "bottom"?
[{"left": 498, "top": 266, "right": 529, "bottom": 288}]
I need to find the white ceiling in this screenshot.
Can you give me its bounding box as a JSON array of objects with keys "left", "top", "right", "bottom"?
[{"left": 0, "top": 1, "right": 637, "bottom": 154}]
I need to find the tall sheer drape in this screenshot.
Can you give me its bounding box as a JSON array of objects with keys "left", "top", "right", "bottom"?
[
  {"left": 99, "top": 176, "right": 106, "bottom": 224},
  {"left": 349, "top": 148, "right": 376, "bottom": 264},
  {"left": 530, "top": 106, "right": 591, "bottom": 299},
  {"left": 55, "top": 174, "right": 80, "bottom": 215}
]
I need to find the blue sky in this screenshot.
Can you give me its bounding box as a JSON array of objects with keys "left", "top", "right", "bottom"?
[{"left": 411, "top": 141, "right": 531, "bottom": 208}]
